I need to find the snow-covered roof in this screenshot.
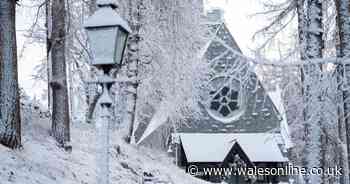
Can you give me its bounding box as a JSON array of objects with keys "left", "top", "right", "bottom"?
[
  {"left": 84, "top": 4, "right": 131, "bottom": 33},
  {"left": 178, "top": 133, "right": 288, "bottom": 163},
  {"left": 179, "top": 133, "right": 236, "bottom": 162},
  {"left": 97, "top": 0, "right": 116, "bottom": 6}
]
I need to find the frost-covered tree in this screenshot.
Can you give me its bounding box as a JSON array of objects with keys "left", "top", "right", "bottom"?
[
  {"left": 252, "top": 0, "right": 349, "bottom": 183},
  {"left": 301, "top": 1, "right": 324, "bottom": 183},
  {"left": 46, "top": 0, "right": 52, "bottom": 113},
  {"left": 25, "top": 0, "right": 105, "bottom": 126},
  {"left": 123, "top": 0, "right": 143, "bottom": 143},
  {"left": 50, "top": 0, "right": 70, "bottom": 148},
  {"left": 336, "top": 0, "right": 350, "bottom": 182},
  {"left": 118, "top": 0, "right": 208, "bottom": 145},
  {"left": 0, "top": 0, "right": 21, "bottom": 149}
]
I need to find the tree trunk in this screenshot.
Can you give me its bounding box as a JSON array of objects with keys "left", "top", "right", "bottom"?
[
  {"left": 336, "top": 0, "right": 350, "bottom": 182},
  {"left": 125, "top": 0, "right": 142, "bottom": 143},
  {"left": 0, "top": 0, "right": 21, "bottom": 149},
  {"left": 297, "top": 0, "right": 307, "bottom": 61},
  {"left": 46, "top": 0, "right": 52, "bottom": 115},
  {"left": 85, "top": 0, "right": 97, "bottom": 123},
  {"left": 297, "top": 0, "right": 308, "bottom": 177},
  {"left": 50, "top": 0, "right": 70, "bottom": 148},
  {"left": 65, "top": 0, "right": 74, "bottom": 124},
  {"left": 300, "top": 0, "right": 323, "bottom": 183}
]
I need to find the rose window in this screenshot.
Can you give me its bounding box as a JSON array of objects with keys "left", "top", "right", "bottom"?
[
  {"left": 206, "top": 77, "right": 246, "bottom": 123},
  {"left": 210, "top": 86, "right": 239, "bottom": 116}
]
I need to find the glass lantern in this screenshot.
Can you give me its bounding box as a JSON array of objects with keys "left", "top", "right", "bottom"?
[
  {"left": 86, "top": 26, "right": 129, "bottom": 66},
  {"left": 84, "top": 0, "right": 131, "bottom": 67}
]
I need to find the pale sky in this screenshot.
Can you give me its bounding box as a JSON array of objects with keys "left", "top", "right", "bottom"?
[
  {"left": 17, "top": 4, "right": 47, "bottom": 99},
  {"left": 16, "top": 0, "right": 268, "bottom": 98}
]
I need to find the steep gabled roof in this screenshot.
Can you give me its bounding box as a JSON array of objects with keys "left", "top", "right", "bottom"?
[{"left": 178, "top": 23, "right": 282, "bottom": 133}]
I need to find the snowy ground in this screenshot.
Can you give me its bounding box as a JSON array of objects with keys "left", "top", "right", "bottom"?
[{"left": 0, "top": 114, "right": 208, "bottom": 184}]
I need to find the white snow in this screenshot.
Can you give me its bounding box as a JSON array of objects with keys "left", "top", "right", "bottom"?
[
  {"left": 97, "top": 0, "right": 117, "bottom": 6},
  {"left": 234, "top": 133, "right": 288, "bottom": 162},
  {"left": 0, "top": 113, "right": 209, "bottom": 184},
  {"left": 179, "top": 133, "right": 236, "bottom": 163},
  {"left": 84, "top": 6, "right": 131, "bottom": 33},
  {"left": 136, "top": 101, "right": 170, "bottom": 145},
  {"left": 177, "top": 133, "right": 288, "bottom": 163},
  {"left": 268, "top": 86, "right": 294, "bottom": 149}
]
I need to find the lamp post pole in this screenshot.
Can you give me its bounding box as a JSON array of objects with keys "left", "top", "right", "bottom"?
[
  {"left": 95, "top": 75, "right": 114, "bottom": 184},
  {"left": 84, "top": 1, "right": 131, "bottom": 184},
  {"left": 90, "top": 68, "right": 135, "bottom": 184}
]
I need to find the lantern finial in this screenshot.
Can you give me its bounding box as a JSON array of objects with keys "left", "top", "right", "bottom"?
[{"left": 97, "top": 0, "right": 118, "bottom": 9}]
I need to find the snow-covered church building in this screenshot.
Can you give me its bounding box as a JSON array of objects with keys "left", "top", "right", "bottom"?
[{"left": 137, "top": 8, "right": 293, "bottom": 184}]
